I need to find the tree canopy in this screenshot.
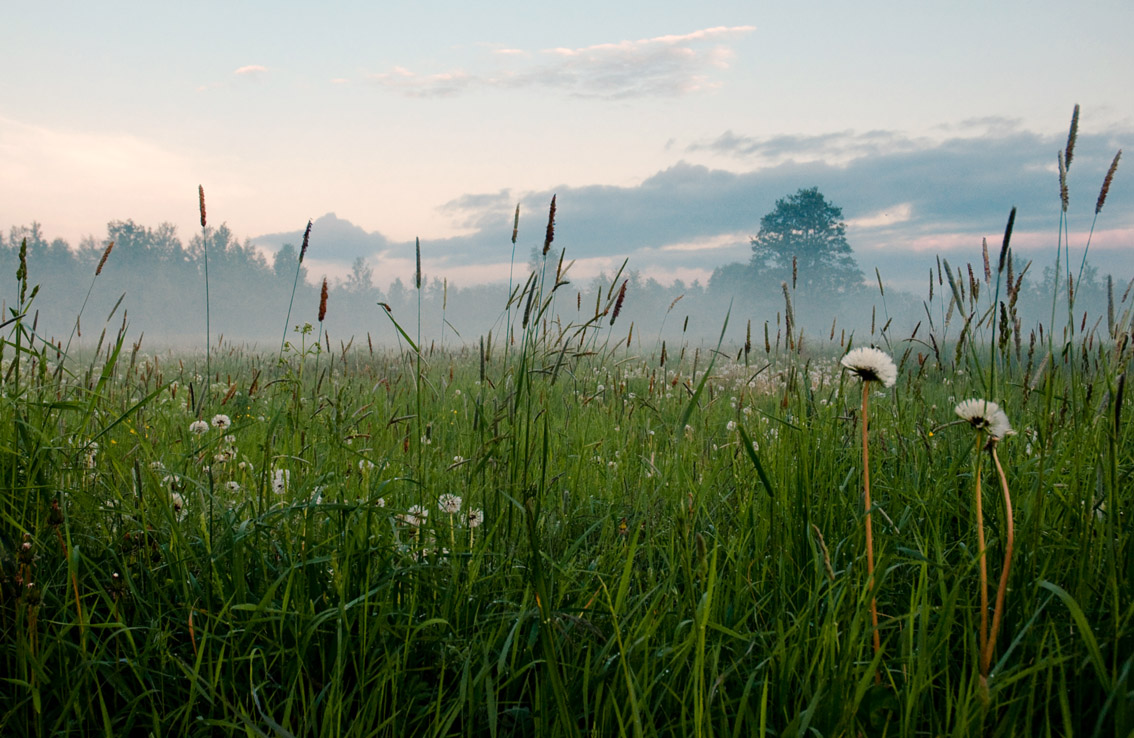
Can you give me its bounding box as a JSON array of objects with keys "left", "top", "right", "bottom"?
[{"left": 750, "top": 187, "right": 863, "bottom": 293}]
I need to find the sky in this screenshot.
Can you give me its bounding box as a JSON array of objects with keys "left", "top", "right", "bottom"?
[{"left": 2, "top": 1, "right": 1132, "bottom": 292}]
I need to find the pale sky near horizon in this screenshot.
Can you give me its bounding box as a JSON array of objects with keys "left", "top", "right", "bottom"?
[{"left": 2, "top": 1, "right": 1132, "bottom": 288}]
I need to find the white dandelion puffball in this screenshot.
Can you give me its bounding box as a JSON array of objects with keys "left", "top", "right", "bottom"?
[
  {"left": 954, "top": 399, "right": 1014, "bottom": 440},
  {"left": 438, "top": 493, "right": 462, "bottom": 515},
  {"left": 189, "top": 420, "right": 209, "bottom": 435},
  {"left": 840, "top": 347, "right": 897, "bottom": 388},
  {"left": 211, "top": 414, "right": 231, "bottom": 430},
  {"left": 170, "top": 492, "right": 186, "bottom": 521},
  {"left": 272, "top": 468, "right": 290, "bottom": 495},
  {"left": 466, "top": 509, "right": 484, "bottom": 528},
  {"left": 399, "top": 504, "right": 428, "bottom": 527}
]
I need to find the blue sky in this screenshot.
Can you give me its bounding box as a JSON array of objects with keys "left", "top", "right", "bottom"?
[{"left": 2, "top": 1, "right": 1132, "bottom": 289}]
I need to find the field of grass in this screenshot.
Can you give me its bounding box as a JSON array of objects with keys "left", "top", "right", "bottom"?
[{"left": 1, "top": 221, "right": 1132, "bottom": 738}]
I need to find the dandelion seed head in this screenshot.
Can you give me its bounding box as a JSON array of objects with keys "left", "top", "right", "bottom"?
[
  {"left": 189, "top": 420, "right": 209, "bottom": 435},
  {"left": 272, "top": 468, "right": 290, "bottom": 495},
  {"left": 211, "top": 414, "right": 231, "bottom": 430},
  {"left": 438, "top": 493, "right": 462, "bottom": 514},
  {"left": 840, "top": 347, "right": 897, "bottom": 388},
  {"left": 954, "top": 399, "right": 1015, "bottom": 439}
]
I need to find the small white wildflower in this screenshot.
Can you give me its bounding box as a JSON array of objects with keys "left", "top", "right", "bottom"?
[
  {"left": 211, "top": 414, "right": 231, "bottom": 430},
  {"left": 438, "top": 493, "right": 462, "bottom": 515},
  {"left": 224, "top": 434, "right": 236, "bottom": 444},
  {"left": 189, "top": 420, "right": 209, "bottom": 435},
  {"left": 359, "top": 459, "right": 375, "bottom": 471},
  {"left": 225, "top": 481, "right": 241, "bottom": 493},
  {"left": 375, "top": 498, "right": 386, "bottom": 508},
  {"left": 840, "top": 347, "right": 898, "bottom": 388},
  {"left": 726, "top": 420, "right": 738, "bottom": 432},
  {"left": 420, "top": 435, "right": 432, "bottom": 446},
  {"left": 150, "top": 460, "right": 165, "bottom": 471},
  {"left": 466, "top": 509, "right": 484, "bottom": 528}
]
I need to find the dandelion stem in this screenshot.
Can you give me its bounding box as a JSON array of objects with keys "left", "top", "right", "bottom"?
[
  {"left": 861, "top": 381, "right": 882, "bottom": 676},
  {"left": 983, "top": 441, "right": 1014, "bottom": 681},
  {"left": 974, "top": 433, "right": 990, "bottom": 689}
]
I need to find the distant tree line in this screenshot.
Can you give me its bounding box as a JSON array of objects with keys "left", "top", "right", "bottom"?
[{"left": 0, "top": 208, "right": 1122, "bottom": 354}]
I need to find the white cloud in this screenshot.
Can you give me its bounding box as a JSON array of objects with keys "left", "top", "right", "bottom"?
[
  {"left": 234, "top": 65, "right": 268, "bottom": 76},
  {"left": 366, "top": 25, "right": 756, "bottom": 99}
]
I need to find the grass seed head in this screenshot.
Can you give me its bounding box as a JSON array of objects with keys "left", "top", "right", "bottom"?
[{"left": 1096, "top": 150, "right": 1122, "bottom": 215}]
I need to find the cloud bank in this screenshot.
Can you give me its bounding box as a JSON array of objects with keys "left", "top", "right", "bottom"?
[{"left": 251, "top": 122, "right": 1132, "bottom": 291}]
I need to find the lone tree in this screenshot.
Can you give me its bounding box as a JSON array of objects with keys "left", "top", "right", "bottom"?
[{"left": 750, "top": 187, "right": 863, "bottom": 293}]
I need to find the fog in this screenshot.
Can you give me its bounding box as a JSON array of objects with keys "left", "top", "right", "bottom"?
[{"left": 1, "top": 220, "right": 1129, "bottom": 361}]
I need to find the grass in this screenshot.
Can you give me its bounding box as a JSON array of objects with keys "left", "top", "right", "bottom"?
[
  {"left": 1, "top": 111, "right": 1131, "bottom": 737},
  {"left": 2, "top": 252, "right": 1131, "bottom": 736}
]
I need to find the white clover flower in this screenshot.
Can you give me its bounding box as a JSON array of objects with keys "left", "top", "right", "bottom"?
[
  {"left": 211, "top": 414, "right": 231, "bottom": 430},
  {"left": 375, "top": 498, "right": 386, "bottom": 508},
  {"left": 189, "top": 420, "right": 209, "bottom": 435},
  {"left": 271, "top": 468, "right": 290, "bottom": 495},
  {"left": 225, "top": 481, "right": 242, "bottom": 493},
  {"left": 466, "top": 509, "right": 484, "bottom": 528},
  {"left": 150, "top": 460, "right": 165, "bottom": 471},
  {"left": 726, "top": 420, "right": 738, "bottom": 432},
  {"left": 840, "top": 347, "right": 897, "bottom": 388},
  {"left": 438, "top": 493, "right": 462, "bottom": 515},
  {"left": 954, "top": 399, "right": 1015, "bottom": 440}
]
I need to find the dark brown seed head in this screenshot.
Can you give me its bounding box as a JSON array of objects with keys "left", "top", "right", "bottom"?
[
  {"left": 198, "top": 185, "right": 207, "bottom": 227},
  {"left": 511, "top": 204, "right": 520, "bottom": 245},
  {"left": 610, "top": 279, "right": 627, "bottom": 326},
  {"left": 1096, "top": 150, "right": 1122, "bottom": 215},
  {"left": 318, "top": 278, "right": 328, "bottom": 322},
  {"left": 300, "top": 220, "right": 313, "bottom": 262},
  {"left": 96, "top": 241, "right": 115, "bottom": 276},
  {"left": 543, "top": 195, "right": 556, "bottom": 256},
  {"left": 1064, "top": 103, "right": 1080, "bottom": 171}
]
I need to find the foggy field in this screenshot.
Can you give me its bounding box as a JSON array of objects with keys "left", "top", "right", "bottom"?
[{"left": 2, "top": 243, "right": 1132, "bottom": 736}]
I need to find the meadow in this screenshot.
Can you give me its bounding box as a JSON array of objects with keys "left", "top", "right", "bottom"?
[
  {"left": 1, "top": 226, "right": 1131, "bottom": 738},
  {"left": 2, "top": 119, "right": 1133, "bottom": 735}
]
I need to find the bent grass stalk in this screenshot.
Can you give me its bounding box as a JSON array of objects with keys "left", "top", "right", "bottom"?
[{"left": 861, "top": 381, "right": 882, "bottom": 674}]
